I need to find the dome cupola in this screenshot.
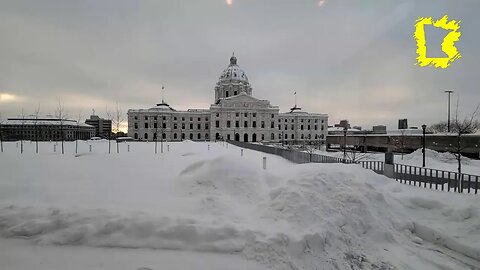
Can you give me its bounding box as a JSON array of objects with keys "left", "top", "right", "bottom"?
[{"left": 214, "top": 53, "right": 252, "bottom": 102}]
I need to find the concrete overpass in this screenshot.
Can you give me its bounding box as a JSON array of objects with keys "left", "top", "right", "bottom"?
[{"left": 327, "top": 133, "right": 480, "bottom": 158}]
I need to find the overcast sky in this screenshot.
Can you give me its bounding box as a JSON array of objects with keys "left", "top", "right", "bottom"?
[{"left": 0, "top": 0, "right": 478, "bottom": 129}]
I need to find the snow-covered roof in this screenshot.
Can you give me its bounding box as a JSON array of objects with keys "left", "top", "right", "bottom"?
[{"left": 3, "top": 118, "right": 94, "bottom": 128}]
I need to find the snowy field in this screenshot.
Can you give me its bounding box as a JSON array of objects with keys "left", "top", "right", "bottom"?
[{"left": 0, "top": 140, "right": 480, "bottom": 270}]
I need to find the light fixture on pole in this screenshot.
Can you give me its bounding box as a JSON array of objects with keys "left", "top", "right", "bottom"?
[
  {"left": 422, "top": 124, "right": 427, "bottom": 167},
  {"left": 445, "top": 90, "right": 454, "bottom": 133}
]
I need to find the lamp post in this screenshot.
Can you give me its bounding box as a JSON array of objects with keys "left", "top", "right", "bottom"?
[
  {"left": 343, "top": 127, "right": 347, "bottom": 161},
  {"left": 422, "top": 124, "right": 426, "bottom": 167},
  {"left": 445, "top": 90, "right": 453, "bottom": 133}
]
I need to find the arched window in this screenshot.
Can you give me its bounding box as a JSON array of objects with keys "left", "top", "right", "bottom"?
[
  {"left": 162, "top": 133, "right": 166, "bottom": 139},
  {"left": 197, "top": 133, "right": 201, "bottom": 140},
  {"left": 271, "top": 133, "right": 275, "bottom": 140},
  {"left": 226, "top": 91, "right": 229, "bottom": 97},
  {"left": 174, "top": 133, "right": 178, "bottom": 139},
  {"left": 134, "top": 133, "right": 138, "bottom": 139},
  {"left": 189, "top": 133, "right": 193, "bottom": 140},
  {"left": 182, "top": 133, "right": 185, "bottom": 139},
  {"left": 205, "top": 133, "right": 209, "bottom": 140},
  {"left": 144, "top": 133, "right": 148, "bottom": 140}
]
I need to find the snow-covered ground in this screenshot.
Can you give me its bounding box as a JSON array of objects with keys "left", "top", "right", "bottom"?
[{"left": 0, "top": 140, "right": 479, "bottom": 270}]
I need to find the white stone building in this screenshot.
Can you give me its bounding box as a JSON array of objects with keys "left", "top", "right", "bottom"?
[{"left": 127, "top": 55, "right": 328, "bottom": 145}]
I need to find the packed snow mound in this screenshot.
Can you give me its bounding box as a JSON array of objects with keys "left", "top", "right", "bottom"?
[
  {"left": 1, "top": 141, "right": 480, "bottom": 270},
  {"left": 405, "top": 149, "right": 472, "bottom": 165}
]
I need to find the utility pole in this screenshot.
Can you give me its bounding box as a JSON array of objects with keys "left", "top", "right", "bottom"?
[
  {"left": 445, "top": 90, "right": 454, "bottom": 133},
  {"left": 422, "top": 124, "right": 426, "bottom": 167},
  {"left": 343, "top": 126, "right": 347, "bottom": 162}
]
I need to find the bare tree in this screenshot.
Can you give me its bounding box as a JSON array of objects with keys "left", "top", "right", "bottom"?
[
  {"left": 20, "top": 109, "right": 26, "bottom": 154},
  {"left": 345, "top": 147, "right": 372, "bottom": 163},
  {"left": 33, "top": 104, "right": 41, "bottom": 154},
  {"left": 427, "top": 121, "right": 448, "bottom": 133},
  {"left": 0, "top": 112, "right": 4, "bottom": 153},
  {"left": 392, "top": 129, "right": 407, "bottom": 160},
  {"left": 112, "top": 102, "right": 126, "bottom": 154},
  {"left": 75, "top": 111, "right": 83, "bottom": 154},
  {"left": 105, "top": 106, "right": 113, "bottom": 154},
  {"left": 451, "top": 102, "right": 480, "bottom": 192},
  {"left": 55, "top": 102, "right": 67, "bottom": 154}
]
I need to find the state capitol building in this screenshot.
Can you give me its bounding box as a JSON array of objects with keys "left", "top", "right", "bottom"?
[{"left": 127, "top": 54, "right": 328, "bottom": 145}]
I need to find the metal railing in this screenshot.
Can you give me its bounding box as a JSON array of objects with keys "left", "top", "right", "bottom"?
[
  {"left": 227, "top": 140, "right": 480, "bottom": 194},
  {"left": 394, "top": 164, "right": 479, "bottom": 194}
]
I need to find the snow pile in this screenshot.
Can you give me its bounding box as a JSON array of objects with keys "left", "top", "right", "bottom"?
[
  {"left": 1, "top": 141, "right": 480, "bottom": 269},
  {"left": 404, "top": 149, "right": 471, "bottom": 165}
]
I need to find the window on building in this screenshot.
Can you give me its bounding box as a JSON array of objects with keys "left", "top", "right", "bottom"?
[
  {"left": 227, "top": 121, "right": 231, "bottom": 128},
  {"left": 154, "top": 116, "right": 157, "bottom": 121},
  {"left": 182, "top": 117, "right": 185, "bottom": 121},
  {"left": 163, "top": 116, "right": 166, "bottom": 121},
  {"left": 271, "top": 133, "right": 275, "bottom": 140},
  {"left": 197, "top": 133, "right": 201, "bottom": 140},
  {"left": 174, "top": 117, "right": 177, "bottom": 121},
  {"left": 261, "top": 121, "right": 265, "bottom": 128},
  {"left": 253, "top": 113, "right": 256, "bottom": 117},
  {"left": 198, "top": 117, "right": 201, "bottom": 121},
  {"left": 189, "top": 117, "right": 193, "bottom": 121},
  {"left": 291, "top": 119, "right": 294, "bottom": 123},
  {"left": 291, "top": 125, "right": 294, "bottom": 130},
  {"left": 253, "top": 121, "right": 256, "bottom": 128},
  {"left": 308, "top": 125, "right": 311, "bottom": 130},
  {"left": 189, "top": 123, "right": 193, "bottom": 129},
  {"left": 244, "top": 121, "right": 248, "bottom": 128},
  {"left": 134, "top": 116, "right": 138, "bottom": 120},
  {"left": 153, "top": 133, "right": 157, "bottom": 140},
  {"left": 134, "top": 133, "right": 138, "bottom": 139},
  {"left": 278, "top": 125, "right": 281, "bottom": 130},
  {"left": 271, "top": 114, "right": 274, "bottom": 118},
  {"left": 145, "top": 116, "right": 148, "bottom": 120},
  {"left": 321, "top": 126, "right": 324, "bottom": 131},
  {"left": 182, "top": 123, "right": 185, "bottom": 129},
  {"left": 261, "top": 134, "right": 265, "bottom": 141},
  {"left": 154, "top": 123, "right": 158, "bottom": 129},
  {"left": 284, "top": 125, "right": 287, "bottom": 130},
  {"left": 205, "top": 117, "right": 209, "bottom": 121},
  {"left": 144, "top": 133, "right": 148, "bottom": 140},
  {"left": 145, "top": 123, "right": 149, "bottom": 129},
  {"left": 197, "top": 123, "right": 201, "bottom": 129},
  {"left": 291, "top": 134, "right": 294, "bottom": 139},
  {"left": 226, "top": 91, "right": 229, "bottom": 97},
  {"left": 315, "top": 125, "right": 318, "bottom": 130},
  {"left": 235, "top": 121, "right": 239, "bottom": 128},
  {"left": 285, "top": 119, "right": 287, "bottom": 123},
  {"left": 134, "top": 123, "right": 138, "bottom": 129},
  {"left": 216, "top": 113, "right": 219, "bottom": 117},
  {"left": 301, "top": 125, "right": 304, "bottom": 130},
  {"left": 271, "top": 122, "right": 274, "bottom": 128},
  {"left": 190, "top": 133, "right": 193, "bottom": 140},
  {"left": 205, "top": 133, "right": 209, "bottom": 139},
  {"left": 234, "top": 91, "right": 237, "bottom": 95},
  {"left": 205, "top": 123, "right": 209, "bottom": 129},
  {"left": 161, "top": 123, "right": 165, "bottom": 128},
  {"left": 174, "top": 123, "right": 178, "bottom": 129},
  {"left": 285, "top": 134, "right": 288, "bottom": 139},
  {"left": 174, "top": 133, "right": 177, "bottom": 139}
]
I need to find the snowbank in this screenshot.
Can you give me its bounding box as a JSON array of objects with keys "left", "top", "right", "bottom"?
[{"left": 1, "top": 141, "right": 480, "bottom": 269}]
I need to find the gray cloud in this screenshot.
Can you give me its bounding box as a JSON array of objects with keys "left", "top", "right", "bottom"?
[{"left": 0, "top": 0, "right": 478, "bottom": 129}]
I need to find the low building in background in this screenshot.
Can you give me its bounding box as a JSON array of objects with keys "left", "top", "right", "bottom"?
[
  {"left": 0, "top": 117, "right": 95, "bottom": 141},
  {"left": 372, "top": 125, "right": 387, "bottom": 134},
  {"left": 85, "top": 115, "right": 112, "bottom": 138}
]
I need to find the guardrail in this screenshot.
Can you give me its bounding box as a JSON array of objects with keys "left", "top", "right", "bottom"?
[{"left": 227, "top": 140, "right": 480, "bottom": 194}]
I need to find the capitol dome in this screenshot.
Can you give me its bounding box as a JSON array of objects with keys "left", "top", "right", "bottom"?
[
  {"left": 214, "top": 53, "right": 252, "bottom": 102},
  {"left": 219, "top": 55, "right": 249, "bottom": 82}
]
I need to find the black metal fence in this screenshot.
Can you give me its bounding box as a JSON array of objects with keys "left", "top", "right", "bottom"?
[
  {"left": 394, "top": 164, "right": 479, "bottom": 194},
  {"left": 227, "top": 140, "right": 480, "bottom": 194}
]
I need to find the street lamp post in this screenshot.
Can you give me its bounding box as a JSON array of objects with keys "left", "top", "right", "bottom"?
[
  {"left": 343, "top": 127, "right": 347, "bottom": 161},
  {"left": 422, "top": 124, "right": 426, "bottom": 167},
  {"left": 445, "top": 90, "right": 454, "bottom": 133}
]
